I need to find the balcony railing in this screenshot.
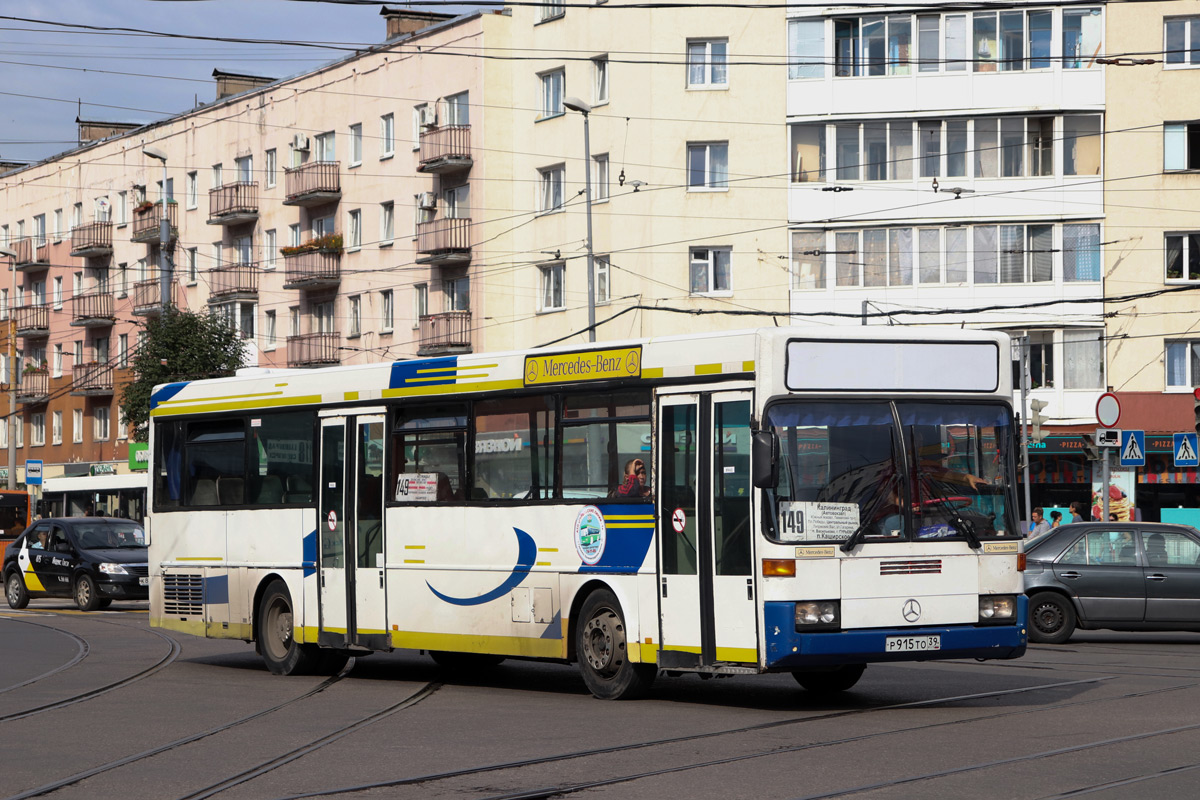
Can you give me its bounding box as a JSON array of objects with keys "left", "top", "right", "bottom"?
[
  {"left": 282, "top": 250, "right": 341, "bottom": 289},
  {"left": 283, "top": 161, "right": 341, "bottom": 206},
  {"left": 416, "top": 218, "right": 471, "bottom": 265},
  {"left": 207, "top": 263, "right": 259, "bottom": 301},
  {"left": 418, "top": 311, "right": 472, "bottom": 356},
  {"left": 208, "top": 181, "right": 259, "bottom": 225},
  {"left": 70, "top": 221, "right": 114, "bottom": 257},
  {"left": 71, "top": 363, "right": 114, "bottom": 396},
  {"left": 132, "top": 278, "right": 176, "bottom": 315},
  {"left": 286, "top": 332, "right": 340, "bottom": 367},
  {"left": 131, "top": 202, "right": 178, "bottom": 243},
  {"left": 12, "top": 238, "right": 50, "bottom": 272},
  {"left": 418, "top": 125, "right": 473, "bottom": 173},
  {"left": 70, "top": 292, "right": 115, "bottom": 327},
  {"left": 16, "top": 372, "right": 49, "bottom": 404},
  {"left": 13, "top": 305, "right": 49, "bottom": 337}
]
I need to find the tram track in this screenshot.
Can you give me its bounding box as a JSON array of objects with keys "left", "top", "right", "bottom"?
[
  {"left": 0, "top": 616, "right": 89, "bottom": 695},
  {"left": 265, "top": 674, "right": 1156, "bottom": 800}
]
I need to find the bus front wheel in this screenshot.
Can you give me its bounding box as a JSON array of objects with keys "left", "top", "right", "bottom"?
[
  {"left": 257, "top": 580, "right": 322, "bottom": 675},
  {"left": 792, "top": 663, "right": 866, "bottom": 693},
  {"left": 575, "top": 589, "right": 655, "bottom": 700}
]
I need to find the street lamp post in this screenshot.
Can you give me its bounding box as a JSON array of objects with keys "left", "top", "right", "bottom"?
[
  {"left": 562, "top": 97, "right": 596, "bottom": 343},
  {"left": 0, "top": 245, "right": 16, "bottom": 490},
  {"left": 142, "top": 145, "right": 171, "bottom": 310}
]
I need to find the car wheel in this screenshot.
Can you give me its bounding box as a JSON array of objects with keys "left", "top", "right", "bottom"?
[
  {"left": 1028, "top": 591, "right": 1076, "bottom": 644},
  {"left": 6, "top": 570, "right": 28, "bottom": 609},
  {"left": 256, "top": 579, "right": 322, "bottom": 675},
  {"left": 75, "top": 574, "right": 100, "bottom": 612},
  {"left": 575, "top": 588, "right": 656, "bottom": 700},
  {"left": 792, "top": 664, "right": 867, "bottom": 693},
  {"left": 95, "top": 599, "right": 113, "bottom": 610}
]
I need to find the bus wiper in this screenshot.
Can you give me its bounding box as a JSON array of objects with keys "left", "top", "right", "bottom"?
[
  {"left": 917, "top": 471, "right": 982, "bottom": 550},
  {"left": 839, "top": 487, "right": 892, "bottom": 553}
]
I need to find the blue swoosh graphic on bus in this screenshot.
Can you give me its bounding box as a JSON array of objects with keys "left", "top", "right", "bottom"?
[{"left": 426, "top": 527, "right": 536, "bottom": 606}]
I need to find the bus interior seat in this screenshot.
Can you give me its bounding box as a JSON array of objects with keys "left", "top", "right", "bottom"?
[
  {"left": 192, "top": 479, "right": 218, "bottom": 506},
  {"left": 217, "top": 476, "right": 244, "bottom": 505},
  {"left": 257, "top": 475, "right": 284, "bottom": 503},
  {"left": 285, "top": 475, "right": 312, "bottom": 502}
]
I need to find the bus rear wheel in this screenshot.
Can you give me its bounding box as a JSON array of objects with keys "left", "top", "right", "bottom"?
[
  {"left": 575, "top": 589, "right": 655, "bottom": 700},
  {"left": 792, "top": 663, "right": 866, "bottom": 693},
  {"left": 257, "top": 579, "right": 322, "bottom": 675}
]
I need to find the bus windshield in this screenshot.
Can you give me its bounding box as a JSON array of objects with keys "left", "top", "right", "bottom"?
[{"left": 765, "top": 400, "right": 1015, "bottom": 544}]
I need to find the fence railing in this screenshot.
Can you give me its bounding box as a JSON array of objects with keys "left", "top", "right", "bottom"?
[
  {"left": 131, "top": 202, "right": 178, "bottom": 242},
  {"left": 208, "top": 263, "right": 259, "bottom": 298},
  {"left": 209, "top": 181, "right": 259, "bottom": 219},
  {"left": 416, "top": 218, "right": 471, "bottom": 255},
  {"left": 70, "top": 221, "right": 113, "bottom": 255},
  {"left": 418, "top": 311, "right": 472, "bottom": 353},
  {"left": 72, "top": 362, "right": 114, "bottom": 393},
  {"left": 286, "top": 332, "right": 340, "bottom": 367},
  {"left": 284, "top": 161, "right": 340, "bottom": 202},
  {"left": 418, "top": 125, "right": 472, "bottom": 168},
  {"left": 71, "top": 292, "right": 114, "bottom": 324},
  {"left": 283, "top": 250, "right": 340, "bottom": 287},
  {"left": 13, "top": 305, "right": 49, "bottom": 333}
]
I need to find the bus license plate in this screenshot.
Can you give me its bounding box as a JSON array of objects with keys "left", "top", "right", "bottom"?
[
  {"left": 885, "top": 635, "right": 940, "bottom": 653},
  {"left": 139, "top": 577, "right": 150, "bottom": 587}
]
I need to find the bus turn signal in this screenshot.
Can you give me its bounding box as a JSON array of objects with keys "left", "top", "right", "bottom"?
[{"left": 762, "top": 559, "right": 796, "bottom": 577}]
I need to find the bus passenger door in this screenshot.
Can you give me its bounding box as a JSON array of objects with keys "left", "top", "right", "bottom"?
[
  {"left": 657, "top": 391, "right": 757, "bottom": 669},
  {"left": 318, "top": 418, "right": 349, "bottom": 646},
  {"left": 351, "top": 415, "right": 388, "bottom": 650}
]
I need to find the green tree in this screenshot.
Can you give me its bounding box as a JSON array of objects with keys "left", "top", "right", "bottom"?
[{"left": 121, "top": 308, "right": 246, "bottom": 441}]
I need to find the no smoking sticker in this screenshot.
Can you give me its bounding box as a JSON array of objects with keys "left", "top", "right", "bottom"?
[
  {"left": 671, "top": 508, "right": 687, "bottom": 533},
  {"left": 327, "top": 510, "right": 337, "bottom": 531}
]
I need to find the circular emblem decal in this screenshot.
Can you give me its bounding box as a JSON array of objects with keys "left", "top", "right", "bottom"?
[
  {"left": 625, "top": 350, "right": 640, "bottom": 376},
  {"left": 902, "top": 598, "right": 922, "bottom": 623},
  {"left": 525, "top": 359, "right": 540, "bottom": 383},
  {"left": 574, "top": 505, "right": 606, "bottom": 566}
]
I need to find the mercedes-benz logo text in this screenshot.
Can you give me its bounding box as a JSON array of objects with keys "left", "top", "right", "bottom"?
[{"left": 902, "top": 599, "right": 922, "bottom": 623}]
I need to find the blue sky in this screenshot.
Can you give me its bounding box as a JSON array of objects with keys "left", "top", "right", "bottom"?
[{"left": 0, "top": 0, "right": 399, "bottom": 164}]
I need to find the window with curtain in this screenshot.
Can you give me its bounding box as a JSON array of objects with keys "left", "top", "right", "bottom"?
[
  {"left": 1063, "top": 223, "right": 1101, "bottom": 281},
  {"left": 1063, "top": 330, "right": 1104, "bottom": 389},
  {"left": 791, "top": 231, "right": 826, "bottom": 289},
  {"left": 788, "top": 19, "right": 825, "bottom": 79}
]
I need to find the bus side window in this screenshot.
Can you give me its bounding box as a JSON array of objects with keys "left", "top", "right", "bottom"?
[
  {"left": 474, "top": 396, "right": 555, "bottom": 500},
  {"left": 391, "top": 405, "right": 467, "bottom": 503},
  {"left": 562, "top": 390, "right": 651, "bottom": 500}
]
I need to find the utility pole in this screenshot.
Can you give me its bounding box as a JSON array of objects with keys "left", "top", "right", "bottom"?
[
  {"left": 0, "top": 245, "right": 15, "bottom": 491},
  {"left": 142, "top": 146, "right": 171, "bottom": 310},
  {"left": 562, "top": 97, "right": 596, "bottom": 342},
  {"left": 1019, "top": 336, "right": 1032, "bottom": 528}
]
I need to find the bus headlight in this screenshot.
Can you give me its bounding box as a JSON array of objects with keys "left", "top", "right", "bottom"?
[
  {"left": 978, "top": 595, "right": 1016, "bottom": 623},
  {"left": 99, "top": 563, "right": 130, "bottom": 575},
  {"left": 795, "top": 601, "right": 839, "bottom": 631}
]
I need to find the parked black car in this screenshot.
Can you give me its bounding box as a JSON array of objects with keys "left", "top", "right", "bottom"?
[
  {"left": 1024, "top": 522, "right": 1200, "bottom": 643},
  {"left": 3, "top": 518, "right": 148, "bottom": 611}
]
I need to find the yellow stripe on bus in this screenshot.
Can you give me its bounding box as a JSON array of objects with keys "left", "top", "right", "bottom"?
[
  {"left": 603, "top": 515, "right": 654, "bottom": 520},
  {"left": 391, "top": 630, "right": 567, "bottom": 660},
  {"left": 694, "top": 364, "right": 722, "bottom": 375},
  {"left": 404, "top": 545, "right": 425, "bottom": 550},
  {"left": 537, "top": 547, "right": 558, "bottom": 552},
  {"left": 155, "top": 390, "right": 284, "bottom": 405},
  {"left": 605, "top": 523, "right": 655, "bottom": 529},
  {"left": 403, "top": 559, "right": 425, "bottom": 564},
  {"left": 415, "top": 363, "right": 498, "bottom": 374},
  {"left": 658, "top": 645, "right": 757, "bottom": 664},
  {"left": 382, "top": 379, "right": 523, "bottom": 399},
  {"left": 176, "top": 556, "right": 223, "bottom": 562},
  {"left": 151, "top": 395, "right": 324, "bottom": 417}
]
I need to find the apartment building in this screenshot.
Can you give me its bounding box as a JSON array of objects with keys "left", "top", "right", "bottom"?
[
  {"left": 1102, "top": 0, "right": 1200, "bottom": 516},
  {"left": 0, "top": 4, "right": 792, "bottom": 493},
  {"left": 785, "top": 1, "right": 1109, "bottom": 513}
]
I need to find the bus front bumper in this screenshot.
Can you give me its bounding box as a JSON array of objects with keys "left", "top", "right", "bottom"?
[{"left": 762, "top": 597, "right": 1028, "bottom": 669}]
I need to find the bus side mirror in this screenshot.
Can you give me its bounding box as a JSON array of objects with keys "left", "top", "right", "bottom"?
[{"left": 752, "top": 430, "right": 778, "bottom": 489}]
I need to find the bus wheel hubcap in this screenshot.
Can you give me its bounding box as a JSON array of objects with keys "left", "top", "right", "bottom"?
[{"left": 584, "top": 611, "right": 621, "bottom": 672}]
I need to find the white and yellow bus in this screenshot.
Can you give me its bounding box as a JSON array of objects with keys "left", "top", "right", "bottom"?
[{"left": 148, "top": 327, "right": 1027, "bottom": 699}]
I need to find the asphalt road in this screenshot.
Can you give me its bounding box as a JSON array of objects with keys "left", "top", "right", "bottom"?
[{"left": 4, "top": 599, "right": 1200, "bottom": 800}]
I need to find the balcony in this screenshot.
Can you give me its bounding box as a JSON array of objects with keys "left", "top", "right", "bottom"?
[
  {"left": 418, "top": 311, "right": 472, "bottom": 356},
  {"left": 12, "top": 238, "right": 50, "bottom": 273},
  {"left": 418, "top": 125, "right": 473, "bottom": 173},
  {"left": 282, "top": 249, "right": 340, "bottom": 290},
  {"left": 13, "top": 305, "right": 49, "bottom": 338},
  {"left": 70, "top": 292, "right": 115, "bottom": 327},
  {"left": 286, "top": 332, "right": 340, "bottom": 367},
  {"left": 207, "top": 263, "right": 259, "bottom": 302},
  {"left": 283, "top": 161, "right": 341, "bottom": 207},
  {"left": 416, "top": 218, "right": 471, "bottom": 265},
  {"left": 208, "top": 181, "right": 259, "bottom": 225},
  {"left": 16, "top": 372, "right": 49, "bottom": 405},
  {"left": 70, "top": 221, "right": 113, "bottom": 258},
  {"left": 131, "top": 202, "right": 178, "bottom": 244},
  {"left": 132, "top": 278, "right": 176, "bottom": 316},
  {"left": 71, "top": 363, "right": 114, "bottom": 396}
]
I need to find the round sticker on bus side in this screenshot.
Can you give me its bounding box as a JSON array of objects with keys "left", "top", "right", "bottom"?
[{"left": 574, "top": 505, "right": 606, "bottom": 566}]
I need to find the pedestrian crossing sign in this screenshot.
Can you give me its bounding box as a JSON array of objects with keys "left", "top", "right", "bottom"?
[
  {"left": 1119, "top": 429, "right": 1145, "bottom": 467},
  {"left": 1174, "top": 432, "right": 1199, "bottom": 468}
]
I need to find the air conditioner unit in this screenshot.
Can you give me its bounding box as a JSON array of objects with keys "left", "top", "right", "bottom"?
[
  {"left": 417, "top": 192, "right": 437, "bottom": 210},
  {"left": 292, "top": 134, "right": 311, "bottom": 151},
  {"left": 419, "top": 106, "right": 438, "bottom": 128}
]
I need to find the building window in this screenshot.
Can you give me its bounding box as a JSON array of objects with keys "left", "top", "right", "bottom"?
[
  {"left": 687, "top": 39, "right": 728, "bottom": 87},
  {"left": 263, "top": 310, "right": 276, "bottom": 351},
  {"left": 1063, "top": 9, "right": 1102, "bottom": 69},
  {"left": 52, "top": 276, "right": 62, "bottom": 308},
  {"left": 185, "top": 248, "right": 197, "bottom": 283},
  {"left": 349, "top": 296, "right": 361, "bottom": 338},
  {"left": 52, "top": 411, "right": 62, "bottom": 445},
  {"left": 52, "top": 209, "right": 63, "bottom": 242},
  {"left": 540, "top": 69, "right": 564, "bottom": 119},
  {"left": 348, "top": 209, "right": 362, "bottom": 251},
  {"left": 314, "top": 131, "right": 335, "bottom": 162},
  {"left": 187, "top": 172, "right": 198, "bottom": 209},
  {"left": 349, "top": 123, "right": 363, "bottom": 166},
  {"left": 289, "top": 306, "right": 300, "bottom": 337},
  {"left": 380, "top": 114, "right": 395, "bottom": 157},
  {"left": 72, "top": 409, "right": 82, "bottom": 444},
  {"left": 33, "top": 214, "right": 46, "bottom": 247},
  {"left": 1020, "top": 332, "right": 1056, "bottom": 389},
  {"left": 31, "top": 413, "right": 44, "bottom": 447},
  {"left": 71, "top": 203, "right": 82, "bottom": 231},
  {"left": 791, "top": 231, "right": 826, "bottom": 290},
  {"left": 690, "top": 247, "right": 732, "bottom": 294},
  {"left": 1166, "top": 17, "right": 1200, "bottom": 67},
  {"left": 94, "top": 406, "right": 110, "bottom": 442},
  {"left": 1064, "top": 116, "right": 1102, "bottom": 176},
  {"left": 412, "top": 104, "right": 426, "bottom": 150},
  {"left": 265, "top": 149, "right": 277, "bottom": 188},
  {"left": 263, "top": 230, "right": 276, "bottom": 270},
  {"left": 53, "top": 343, "right": 63, "bottom": 377},
  {"left": 117, "top": 191, "right": 127, "bottom": 225},
  {"left": 380, "top": 289, "right": 393, "bottom": 332},
  {"left": 1166, "top": 233, "right": 1200, "bottom": 282},
  {"left": 289, "top": 223, "right": 301, "bottom": 247},
  {"left": 414, "top": 283, "right": 428, "bottom": 325},
  {"left": 539, "top": 0, "right": 564, "bottom": 23},
  {"left": 687, "top": 142, "right": 729, "bottom": 189},
  {"left": 117, "top": 408, "right": 128, "bottom": 440},
  {"left": 1167, "top": 341, "right": 1200, "bottom": 387},
  {"left": 16, "top": 417, "right": 22, "bottom": 449},
  {"left": 596, "top": 256, "right": 611, "bottom": 303},
  {"left": 1165, "top": 121, "right": 1200, "bottom": 171},
  {"left": 541, "top": 262, "right": 565, "bottom": 311},
  {"left": 118, "top": 334, "right": 127, "bottom": 367},
  {"left": 211, "top": 163, "right": 223, "bottom": 189},
  {"left": 593, "top": 56, "right": 609, "bottom": 104},
  {"left": 380, "top": 202, "right": 394, "bottom": 245},
  {"left": 539, "top": 164, "right": 565, "bottom": 212},
  {"left": 1063, "top": 223, "right": 1101, "bottom": 282},
  {"left": 445, "top": 277, "right": 469, "bottom": 312},
  {"left": 1063, "top": 330, "right": 1104, "bottom": 389},
  {"left": 593, "top": 154, "right": 609, "bottom": 201},
  {"left": 445, "top": 92, "right": 470, "bottom": 126},
  {"left": 788, "top": 18, "right": 825, "bottom": 79}
]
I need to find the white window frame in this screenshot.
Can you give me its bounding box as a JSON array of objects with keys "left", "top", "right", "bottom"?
[
  {"left": 540, "top": 262, "right": 566, "bottom": 311},
  {"left": 31, "top": 413, "right": 44, "bottom": 448},
  {"left": 687, "top": 142, "right": 730, "bottom": 190},
  {"left": 380, "top": 114, "right": 395, "bottom": 158},
  {"left": 53, "top": 277, "right": 62, "bottom": 309},
  {"left": 94, "top": 406, "right": 110, "bottom": 442},
  {"left": 445, "top": 92, "right": 470, "bottom": 127},
  {"left": 51, "top": 411, "right": 62, "bottom": 445},
  {"left": 264, "top": 310, "right": 277, "bottom": 351},
  {"left": 118, "top": 334, "right": 127, "bottom": 368},
  {"left": 117, "top": 191, "right": 128, "bottom": 226},
  {"left": 687, "top": 38, "right": 729, "bottom": 88},
  {"left": 539, "top": 164, "right": 565, "bottom": 213},
  {"left": 381, "top": 289, "right": 394, "bottom": 333},
  {"left": 412, "top": 105, "right": 426, "bottom": 151},
  {"left": 53, "top": 209, "right": 63, "bottom": 242},
  {"left": 596, "top": 255, "right": 611, "bottom": 304},
  {"left": 187, "top": 248, "right": 198, "bottom": 284},
  {"left": 539, "top": 0, "right": 565, "bottom": 23},
  {"left": 72, "top": 409, "right": 83, "bottom": 444},
  {"left": 593, "top": 56, "right": 609, "bottom": 104},
  {"left": 187, "top": 171, "right": 198, "bottom": 209},
  {"left": 265, "top": 148, "right": 277, "bottom": 188},
  {"left": 380, "top": 202, "right": 395, "bottom": 246},
  {"left": 349, "top": 295, "right": 362, "bottom": 338},
  {"left": 348, "top": 209, "right": 362, "bottom": 251},
  {"left": 264, "top": 230, "right": 277, "bottom": 270},
  {"left": 414, "top": 283, "right": 428, "bottom": 327},
  {"left": 593, "top": 154, "right": 610, "bottom": 202},
  {"left": 689, "top": 246, "right": 733, "bottom": 295},
  {"left": 349, "top": 123, "right": 363, "bottom": 167},
  {"left": 539, "top": 69, "right": 565, "bottom": 119}
]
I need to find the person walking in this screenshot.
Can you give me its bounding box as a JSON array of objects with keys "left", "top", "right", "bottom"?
[{"left": 1029, "top": 507, "right": 1052, "bottom": 538}]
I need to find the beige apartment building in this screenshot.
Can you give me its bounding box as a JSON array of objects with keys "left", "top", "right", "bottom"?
[
  {"left": 1102, "top": 0, "right": 1200, "bottom": 514},
  {"left": 0, "top": 4, "right": 791, "bottom": 503}
]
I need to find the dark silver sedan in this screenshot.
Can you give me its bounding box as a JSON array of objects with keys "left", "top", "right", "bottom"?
[{"left": 1024, "top": 522, "right": 1200, "bottom": 643}]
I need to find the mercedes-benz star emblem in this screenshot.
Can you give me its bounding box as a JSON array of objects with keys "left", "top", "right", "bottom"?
[{"left": 902, "top": 599, "right": 922, "bottom": 623}]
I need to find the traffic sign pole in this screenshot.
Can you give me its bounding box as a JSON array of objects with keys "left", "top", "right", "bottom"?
[{"left": 1102, "top": 447, "right": 1110, "bottom": 522}]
